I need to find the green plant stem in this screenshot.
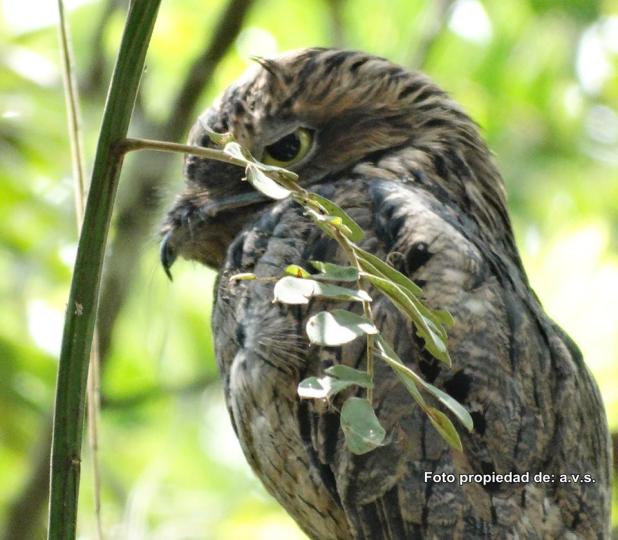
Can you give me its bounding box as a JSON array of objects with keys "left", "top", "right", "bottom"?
[
  {"left": 48, "top": 1, "right": 161, "bottom": 538},
  {"left": 337, "top": 233, "right": 375, "bottom": 405}
]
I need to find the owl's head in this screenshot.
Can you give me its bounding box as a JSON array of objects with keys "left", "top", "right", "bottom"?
[{"left": 161, "top": 48, "right": 504, "bottom": 273}]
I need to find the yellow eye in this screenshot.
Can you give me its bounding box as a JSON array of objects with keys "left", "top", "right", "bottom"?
[{"left": 262, "top": 127, "right": 313, "bottom": 167}]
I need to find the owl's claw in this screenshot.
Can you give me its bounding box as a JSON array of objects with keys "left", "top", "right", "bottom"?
[{"left": 160, "top": 231, "right": 177, "bottom": 281}]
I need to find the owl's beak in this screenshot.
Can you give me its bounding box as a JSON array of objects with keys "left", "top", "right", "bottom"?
[
  {"left": 159, "top": 189, "right": 274, "bottom": 280},
  {"left": 160, "top": 230, "right": 177, "bottom": 281}
]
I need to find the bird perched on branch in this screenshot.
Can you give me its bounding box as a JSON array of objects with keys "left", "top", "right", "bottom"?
[{"left": 160, "top": 48, "right": 611, "bottom": 539}]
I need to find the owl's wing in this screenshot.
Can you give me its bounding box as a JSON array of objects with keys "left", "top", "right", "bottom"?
[{"left": 214, "top": 177, "right": 611, "bottom": 539}]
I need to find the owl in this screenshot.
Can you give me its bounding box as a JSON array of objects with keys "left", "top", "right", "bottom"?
[{"left": 160, "top": 49, "right": 611, "bottom": 538}]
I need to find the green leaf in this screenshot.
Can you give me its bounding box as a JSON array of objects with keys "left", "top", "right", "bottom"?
[
  {"left": 365, "top": 274, "right": 451, "bottom": 366},
  {"left": 355, "top": 247, "right": 423, "bottom": 296},
  {"left": 375, "top": 336, "right": 472, "bottom": 432},
  {"left": 245, "top": 164, "right": 291, "bottom": 200},
  {"left": 308, "top": 193, "right": 364, "bottom": 241},
  {"left": 419, "top": 381, "right": 473, "bottom": 432},
  {"left": 274, "top": 277, "right": 372, "bottom": 305},
  {"left": 340, "top": 397, "right": 386, "bottom": 454},
  {"left": 310, "top": 261, "right": 359, "bottom": 282},
  {"left": 306, "top": 309, "right": 378, "bottom": 346},
  {"left": 375, "top": 336, "right": 427, "bottom": 406},
  {"left": 284, "top": 264, "right": 311, "bottom": 278},
  {"left": 315, "top": 283, "right": 371, "bottom": 303},
  {"left": 427, "top": 408, "right": 463, "bottom": 452},
  {"left": 325, "top": 365, "right": 374, "bottom": 388}
]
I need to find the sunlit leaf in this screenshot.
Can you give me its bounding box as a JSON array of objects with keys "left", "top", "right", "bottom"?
[
  {"left": 310, "top": 261, "right": 359, "bottom": 282},
  {"left": 340, "top": 397, "right": 386, "bottom": 454},
  {"left": 245, "top": 164, "right": 291, "bottom": 200},
  {"left": 297, "top": 369, "right": 370, "bottom": 400},
  {"left": 427, "top": 408, "right": 463, "bottom": 452},
  {"left": 274, "top": 277, "right": 371, "bottom": 305},
  {"left": 306, "top": 309, "right": 378, "bottom": 346},
  {"left": 273, "top": 276, "right": 316, "bottom": 304}
]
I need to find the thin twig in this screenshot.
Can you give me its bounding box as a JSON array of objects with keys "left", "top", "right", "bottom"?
[
  {"left": 57, "top": 0, "right": 87, "bottom": 221},
  {"left": 119, "top": 137, "right": 248, "bottom": 167},
  {"left": 57, "top": 1, "right": 104, "bottom": 537}
]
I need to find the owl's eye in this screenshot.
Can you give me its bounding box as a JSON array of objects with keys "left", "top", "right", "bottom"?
[{"left": 263, "top": 127, "right": 313, "bottom": 167}]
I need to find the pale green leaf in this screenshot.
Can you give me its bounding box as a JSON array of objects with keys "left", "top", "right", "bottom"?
[
  {"left": 273, "top": 276, "right": 316, "bottom": 304},
  {"left": 223, "top": 141, "right": 253, "bottom": 162},
  {"left": 245, "top": 164, "right": 291, "bottom": 200},
  {"left": 297, "top": 375, "right": 359, "bottom": 399},
  {"left": 340, "top": 398, "right": 386, "bottom": 454},
  {"left": 306, "top": 309, "right": 378, "bottom": 346},
  {"left": 274, "top": 277, "right": 372, "bottom": 305}
]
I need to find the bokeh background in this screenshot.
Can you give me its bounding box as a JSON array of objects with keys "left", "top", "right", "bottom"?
[{"left": 1, "top": 0, "right": 617, "bottom": 538}]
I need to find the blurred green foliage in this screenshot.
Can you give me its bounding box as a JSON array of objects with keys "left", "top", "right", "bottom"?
[{"left": 0, "top": 0, "right": 616, "bottom": 537}]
